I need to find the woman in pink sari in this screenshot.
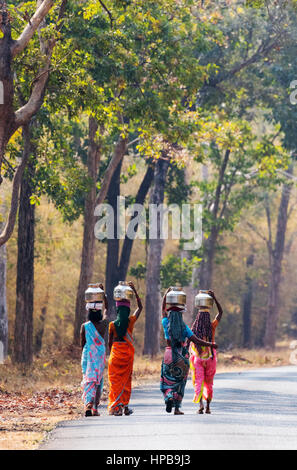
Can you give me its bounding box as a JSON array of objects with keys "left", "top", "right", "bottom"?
[{"left": 189, "top": 290, "right": 223, "bottom": 415}]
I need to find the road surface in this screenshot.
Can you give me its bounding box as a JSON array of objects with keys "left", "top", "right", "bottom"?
[{"left": 41, "top": 366, "right": 297, "bottom": 450}]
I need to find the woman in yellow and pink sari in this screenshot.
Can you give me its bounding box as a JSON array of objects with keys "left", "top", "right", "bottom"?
[{"left": 189, "top": 290, "right": 223, "bottom": 415}]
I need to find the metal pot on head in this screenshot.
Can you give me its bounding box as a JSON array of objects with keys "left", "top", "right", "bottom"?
[
  {"left": 85, "top": 283, "right": 105, "bottom": 303},
  {"left": 195, "top": 290, "right": 214, "bottom": 308},
  {"left": 166, "top": 286, "right": 187, "bottom": 307},
  {"left": 113, "top": 281, "right": 134, "bottom": 301}
]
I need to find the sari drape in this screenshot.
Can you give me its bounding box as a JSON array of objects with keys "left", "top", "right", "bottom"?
[
  {"left": 190, "top": 344, "right": 217, "bottom": 403},
  {"left": 81, "top": 321, "right": 106, "bottom": 407},
  {"left": 108, "top": 329, "right": 135, "bottom": 413},
  {"left": 160, "top": 345, "right": 190, "bottom": 409}
]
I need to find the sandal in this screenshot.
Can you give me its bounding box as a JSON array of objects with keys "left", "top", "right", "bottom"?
[
  {"left": 124, "top": 406, "right": 133, "bottom": 416},
  {"left": 112, "top": 406, "right": 123, "bottom": 416},
  {"left": 85, "top": 403, "right": 93, "bottom": 417},
  {"left": 166, "top": 398, "right": 173, "bottom": 413}
]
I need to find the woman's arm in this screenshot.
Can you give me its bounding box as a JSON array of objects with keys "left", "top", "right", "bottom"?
[
  {"left": 98, "top": 284, "right": 109, "bottom": 320},
  {"left": 189, "top": 334, "right": 217, "bottom": 349},
  {"left": 108, "top": 327, "right": 114, "bottom": 354},
  {"left": 209, "top": 290, "right": 223, "bottom": 323},
  {"left": 80, "top": 324, "right": 86, "bottom": 350},
  {"left": 129, "top": 282, "right": 143, "bottom": 320}
]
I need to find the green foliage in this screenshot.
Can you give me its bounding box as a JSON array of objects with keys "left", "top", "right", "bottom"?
[
  {"left": 129, "top": 261, "right": 146, "bottom": 280},
  {"left": 165, "top": 164, "right": 191, "bottom": 206},
  {"left": 129, "top": 254, "right": 200, "bottom": 289},
  {"left": 160, "top": 254, "right": 200, "bottom": 289}
]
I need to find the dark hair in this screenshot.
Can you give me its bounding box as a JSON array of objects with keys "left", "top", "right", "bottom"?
[
  {"left": 88, "top": 309, "right": 103, "bottom": 323},
  {"left": 192, "top": 311, "right": 212, "bottom": 342}
]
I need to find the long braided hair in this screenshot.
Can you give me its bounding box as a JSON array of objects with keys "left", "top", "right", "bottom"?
[{"left": 190, "top": 310, "right": 213, "bottom": 357}]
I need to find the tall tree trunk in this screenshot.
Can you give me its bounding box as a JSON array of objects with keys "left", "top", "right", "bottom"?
[
  {"left": 0, "top": 201, "right": 8, "bottom": 361},
  {"left": 118, "top": 163, "right": 155, "bottom": 280},
  {"left": 242, "top": 253, "right": 254, "bottom": 349},
  {"left": 264, "top": 165, "right": 293, "bottom": 349},
  {"left": 184, "top": 164, "right": 208, "bottom": 324},
  {"left": 105, "top": 162, "right": 155, "bottom": 320},
  {"left": 105, "top": 160, "right": 122, "bottom": 320},
  {"left": 73, "top": 117, "right": 101, "bottom": 345},
  {"left": 34, "top": 286, "right": 50, "bottom": 355},
  {"left": 199, "top": 149, "right": 230, "bottom": 289},
  {"left": 0, "top": 6, "right": 15, "bottom": 182},
  {"left": 13, "top": 126, "right": 35, "bottom": 365},
  {"left": 143, "top": 156, "right": 170, "bottom": 356},
  {"left": 199, "top": 228, "right": 218, "bottom": 289}
]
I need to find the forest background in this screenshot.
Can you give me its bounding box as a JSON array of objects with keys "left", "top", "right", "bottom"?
[{"left": 1, "top": 0, "right": 297, "bottom": 449}]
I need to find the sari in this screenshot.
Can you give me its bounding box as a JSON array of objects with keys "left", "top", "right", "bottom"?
[
  {"left": 81, "top": 321, "right": 106, "bottom": 408},
  {"left": 160, "top": 311, "right": 192, "bottom": 409},
  {"left": 160, "top": 345, "right": 190, "bottom": 409},
  {"left": 189, "top": 318, "right": 218, "bottom": 403},
  {"left": 108, "top": 316, "right": 136, "bottom": 413}
]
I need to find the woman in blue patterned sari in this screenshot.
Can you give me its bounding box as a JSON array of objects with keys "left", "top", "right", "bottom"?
[
  {"left": 80, "top": 285, "right": 108, "bottom": 417},
  {"left": 160, "top": 287, "right": 217, "bottom": 415}
]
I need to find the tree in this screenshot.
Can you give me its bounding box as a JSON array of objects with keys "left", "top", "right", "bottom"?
[
  {"left": 263, "top": 165, "right": 294, "bottom": 349},
  {"left": 242, "top": 252, "right": 255, "bottom": 348},
  {"left": 13, "top": 125, "right": 36, "bottom": 364},
  {"left": 71, "top": 0, "right": 217, "bottom": 343},
  {"left": 0, "top": 198, "right": 7, "bottom": 360},
  {"left": 143, "top": 155, "right": 170, "bottom": 356},
  {"left": 103, "top": 160, "right": 155, "bottom": 320},
  {"left": 0, "top": 0, "right": 67, "bottom": 246},
  {"left": 73, "top": 116, "right": 101, "bottom": 344}
]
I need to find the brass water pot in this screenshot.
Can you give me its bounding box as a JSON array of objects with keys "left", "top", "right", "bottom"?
[
  {"left": 85, "top": 284, "right": 105, "bottom": 303},
  {"left": 195, "top": 290, "right": 214, "bottom": 308},
  {"left": 113, "top": 281, "right": 134, "bottom": 301},
  {"left": 166, "top": 286, "right": 187, "bottom": 306}
]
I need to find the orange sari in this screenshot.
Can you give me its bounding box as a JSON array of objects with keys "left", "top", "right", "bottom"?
[{"left": 108, "top": 316, "right": 136, "bottom": 413}]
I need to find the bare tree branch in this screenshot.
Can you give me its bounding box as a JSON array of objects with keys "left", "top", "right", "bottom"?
[
  {"left": 98, "top": 0, "right": 114, "bottom": 28},
  {"left": 94, "top": 136, "right": 127, "bottom": 207},
  {"left": 15, "top": 0, "right": 68, "bottom": 128},
  {"left": 0, "top": 126, "right": 31, "bottom": 247},
  {"left": 11, "top": 0, "right": 54, "bottom": 57}
]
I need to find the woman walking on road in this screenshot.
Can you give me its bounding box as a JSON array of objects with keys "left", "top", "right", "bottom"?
[
  {"left": 189, "top": 290, "right": 223, "bottom": 415},
  {"left": 80, "top": 284, "right": 108, "bottom": 417},
  {"left": 160, "top": 287, "right": 217, "bottom": 415},
  {"left": 108, "top": 282, "right": 142, "bottom": 416}
]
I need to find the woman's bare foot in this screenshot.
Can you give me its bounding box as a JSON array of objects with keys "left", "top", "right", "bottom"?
[{"left": 174, "top": 409, "right": 184, "bottom": 415}]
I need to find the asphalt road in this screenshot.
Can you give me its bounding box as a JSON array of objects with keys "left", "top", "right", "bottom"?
[{"left": 41, "top": 366, "right": 297, "bottom": 450}]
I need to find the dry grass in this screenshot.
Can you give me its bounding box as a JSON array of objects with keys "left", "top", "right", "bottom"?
[{"left": 0, "top": 341, "right": 293, "bottom": 450}]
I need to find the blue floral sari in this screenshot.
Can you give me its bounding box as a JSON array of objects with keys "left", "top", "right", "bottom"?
[{"left": 81, "top": 321, "right": 106, "bottom": 407}]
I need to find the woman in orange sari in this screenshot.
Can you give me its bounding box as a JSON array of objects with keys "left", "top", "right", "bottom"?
[{"left": 108, "top": 282, "right": 142, "bottom": 416}]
